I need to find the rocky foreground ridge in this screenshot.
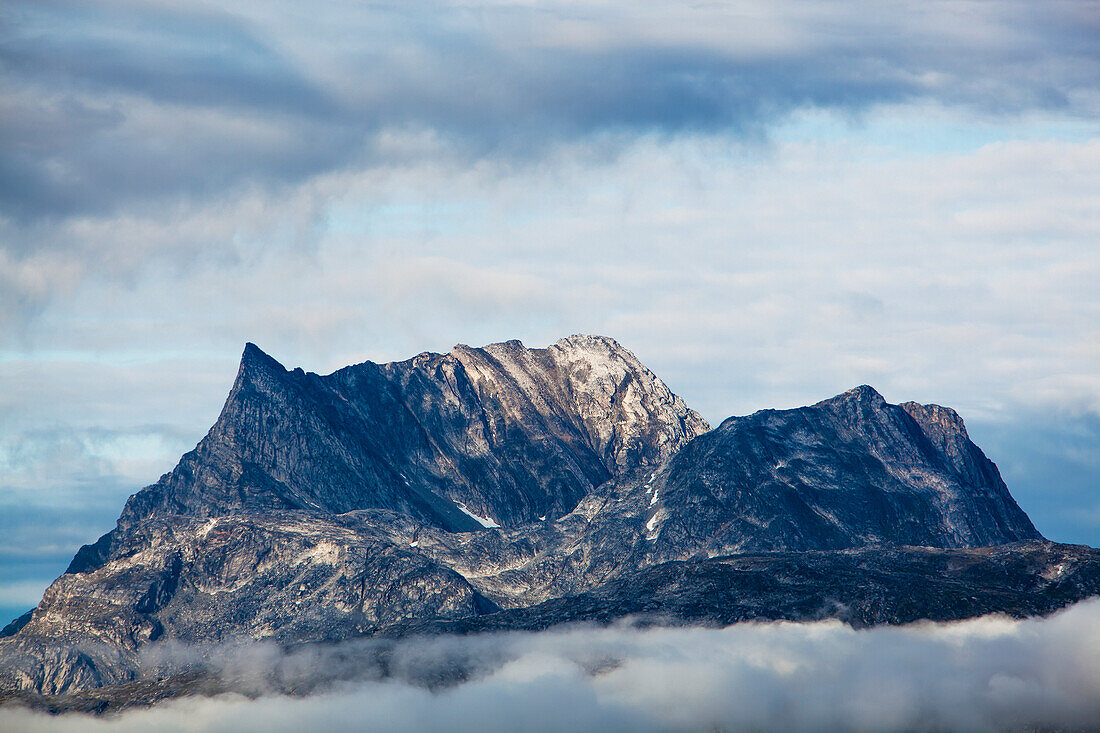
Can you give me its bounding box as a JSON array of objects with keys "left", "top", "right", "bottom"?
[{"left": 2, "top": 335, "right": 1097, "bottom": 711}]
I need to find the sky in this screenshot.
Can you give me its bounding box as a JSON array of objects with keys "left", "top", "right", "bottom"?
[{"left": 1, "top": 0, "right": 1099, "bottom": 625}]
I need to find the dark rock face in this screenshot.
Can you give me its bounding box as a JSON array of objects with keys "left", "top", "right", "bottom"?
[
  {"left": 645, "top": 385, "right": 1040, "bottom": 559},
  {"left": 0, "top": 336, "right": 1092, "bottom": 707}
]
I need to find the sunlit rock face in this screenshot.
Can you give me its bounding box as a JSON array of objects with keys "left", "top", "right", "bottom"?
[{"left": 1, "top": 336, "right": 1094, "bottom": 704}]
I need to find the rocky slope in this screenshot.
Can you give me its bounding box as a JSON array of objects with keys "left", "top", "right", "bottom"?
[{"left": 0, "top": 335, "right": 1095, "bottom": 708}]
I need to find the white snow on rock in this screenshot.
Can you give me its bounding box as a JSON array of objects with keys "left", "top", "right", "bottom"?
[{"left": 456, "top": 502, "right": 500, "bottom": 529}]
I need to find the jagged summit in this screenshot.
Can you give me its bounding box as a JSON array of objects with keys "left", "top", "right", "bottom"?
[
  {"left": 240, "top": 333, "right": 642, "bottom": 381},
  {"left": 237, "top": 341, "right": 287, "bottom": 374},
  {"left": 111, "top": 335, "right": 709, "bottom": 538},
  {"left": 553, "top": 333, "right": 628, "bottom": 351},
  {"left": 241, "top": 340, "right": 274, "bottom": 362},
  {"left": 815, "top": 383, "right": 886, "bottom": 406}
]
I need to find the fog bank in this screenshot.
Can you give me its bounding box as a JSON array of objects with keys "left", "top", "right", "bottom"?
[{"left": 4, "top": 598, "right": 1099, "bottom": 732}]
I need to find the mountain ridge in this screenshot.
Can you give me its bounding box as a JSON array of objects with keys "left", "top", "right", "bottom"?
[{"left": 0, "top": 335, "right": 1094, "bottom": 709}]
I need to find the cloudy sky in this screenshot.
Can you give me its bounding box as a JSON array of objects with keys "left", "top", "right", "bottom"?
[{"left": 1, "top": 0, "right": 1098, "bottom": 625}]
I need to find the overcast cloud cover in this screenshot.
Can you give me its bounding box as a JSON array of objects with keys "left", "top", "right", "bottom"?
[
  {"left": 5, "top": 600, "right": 1100, "bottom": 733},
  {"left": 1, "top": 0, "right": 1098, "bottom": 622}
]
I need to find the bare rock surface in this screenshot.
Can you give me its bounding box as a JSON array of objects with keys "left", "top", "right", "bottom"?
[{"left": 0, "top": 335, "right": 1094, "bottom": 708}]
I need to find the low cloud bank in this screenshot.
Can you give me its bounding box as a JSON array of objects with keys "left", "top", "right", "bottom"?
[{"left": 6, "top": 598, "right": 1100, "bottom": 732}]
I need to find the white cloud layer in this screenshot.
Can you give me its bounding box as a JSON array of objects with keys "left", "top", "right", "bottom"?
[{"left": 5, "top": 599, "right": 1100, "bottom": 733}]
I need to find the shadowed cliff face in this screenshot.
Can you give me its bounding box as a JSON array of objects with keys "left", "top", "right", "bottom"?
[
  {"left": 642, "top": 385, "right": 1041, "bottom": 558},
  {"left": 0, "top": 337, "right": 1087, "bottom": 704}
]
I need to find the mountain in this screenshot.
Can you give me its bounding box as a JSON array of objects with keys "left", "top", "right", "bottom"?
[{"left": 1, "top": 336, "right": 1096, "bottom": 711}]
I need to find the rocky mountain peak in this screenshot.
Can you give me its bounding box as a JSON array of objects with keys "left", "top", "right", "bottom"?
[
  {"left": 899, "top": 400, "right": 969, "bottom": 438},
  {"left": 546, "top": 334, "right": 708, "bottom": 473},
  {"left": 106, "top": 336, "right": 709, "bottom": 537},
  {"left": 814, "top": 383, "right": 888, "bottom": 416},
  {"left": 647, "top": 385, "right": 1041, "bottom": 557},
  {"left": 552, "top": 332, "right": 627, "bottom": 353},
  {"left": 1, "top": 338, "right": 1089, "bottom": 706},
  {"left": 236, "top": 341, "right": 288, "bottom": 380},
  {"left": 819, "top": 384, "right": 887, "bottom": 406},
  {"left": 445, "top": 335, "right": 709, "bottom": 477}
]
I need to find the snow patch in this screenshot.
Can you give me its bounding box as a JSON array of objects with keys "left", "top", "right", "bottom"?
[
  {"left": 409, "top": 541, "right": 419, "bottom": 548},
  {"left": 646, "top": 514, "right": 659, "bottom": 532},
  {"left": 456, "top": 502, "right": 500, "bottom": 529},
  {"left": 1042, "top": 561, "right": 1070, "bottom": 580},
  {"left": 811, "top": 506, "right": 843, "bottom": 527},
  {"left": 649, "top": 489, "right": 660, "bottom": 507},
  {"left": 197, "top": 518, "right": 219, "bottom": 538}
]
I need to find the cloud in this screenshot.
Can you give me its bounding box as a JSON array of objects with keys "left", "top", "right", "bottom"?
[
  {"left": 0, "top": 424, "right": 196, "bottom": 620},
  {"left": 5, "top": 599, "right": 1100, "bottom": 732},
  {"left": 0, "top": 360, "right": 230, "bottom": 616},
  {"left": 3, "top": 0, "right": 1097, "bottom": 359},
  {"left": 3, "top": 0, "right": 1098, "bottom": 222},
  {"left": 0, "top": 0, "right": 343, "bottom": 221}
]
